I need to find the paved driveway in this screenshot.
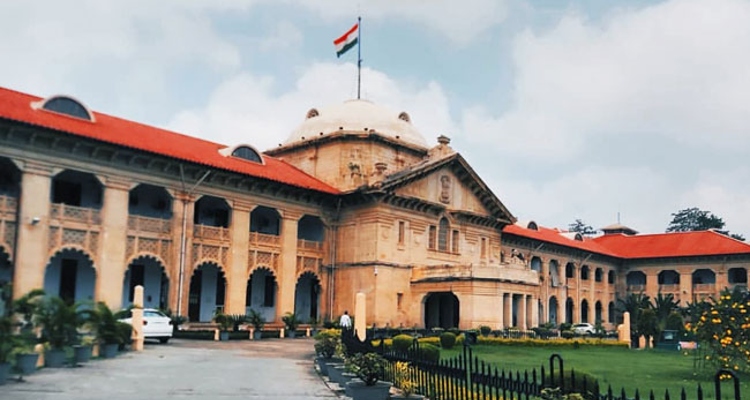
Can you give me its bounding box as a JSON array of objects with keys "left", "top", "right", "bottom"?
[{"left": 1, "top": 338, "right": 338, "bottom": 400}]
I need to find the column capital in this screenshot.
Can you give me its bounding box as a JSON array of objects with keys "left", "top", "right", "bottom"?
[
  {"left": 232, "top": 200, "right": 254, "bottom": 212},
  {"left": 102, "top": 176, "right": 133, "bottom": 191},
  {"left": 280, "top": 209, "right": 304, "bottom": 221},
  {"left": 20, "top": 160, "right": 54, "bottom": 177}
]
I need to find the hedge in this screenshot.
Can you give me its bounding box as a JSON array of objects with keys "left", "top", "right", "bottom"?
[{"left": 476, "top": 337, "right": 629, "bottom": 348}]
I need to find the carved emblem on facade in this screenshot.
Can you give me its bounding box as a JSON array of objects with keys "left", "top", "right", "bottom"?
[{"left": 439, "top": 175, "right": 451, "bottom": 204}]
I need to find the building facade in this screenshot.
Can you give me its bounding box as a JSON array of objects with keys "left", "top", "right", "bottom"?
[{"left": 1, "top": 87, "right": 748, "bottom": 330}]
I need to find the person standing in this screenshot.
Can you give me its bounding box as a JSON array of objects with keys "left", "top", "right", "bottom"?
[{"left": 339, "top": 310, "right": 352, "bottom": 329}]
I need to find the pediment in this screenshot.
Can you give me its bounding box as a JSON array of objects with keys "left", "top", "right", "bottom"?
[{"left": 372, "top": 153, "right": 515, "bottom": 225}]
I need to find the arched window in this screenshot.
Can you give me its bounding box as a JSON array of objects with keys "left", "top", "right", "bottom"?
[
  {"left": 438, "top": 218, "right": 449, "bottom": 252},
  {"left": 231, "top": 146, "right": 262, "bottom": 163},
  {"left": 38, "top": 95, "right": 94, "bottom": 121}
]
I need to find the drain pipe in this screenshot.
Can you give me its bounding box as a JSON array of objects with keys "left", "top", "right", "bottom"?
[{"left": 176, "top": 167, "right": 211, "bottom": 318}]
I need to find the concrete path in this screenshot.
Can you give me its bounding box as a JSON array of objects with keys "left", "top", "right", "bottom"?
[{"left": 1, "top": 338, "right": 339, "bottom": 400}]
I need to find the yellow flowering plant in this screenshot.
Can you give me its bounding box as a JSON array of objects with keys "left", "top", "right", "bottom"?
[{"left": 690, "top": 287, "right": 750, "bottom": 373}]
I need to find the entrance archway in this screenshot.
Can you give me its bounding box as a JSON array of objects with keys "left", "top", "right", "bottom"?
[
  {"left": 188, "top": 262, "right": 226, "bottom": 322},
  {"left": 565, "top": 297, "right": 574, "bottom": 323},
  {"left": 122, "top": 256, "right": 169, "bottom": 310},
  {"left": 44, "top": 248, "right": 96, "bottom": 304},
  {"left": 246, "top": 267, "right": 277, "bottom": 323},
  {"left": 548, "top": 296, "right": 559, "bottom": 325},
  {"left": 424, "top": 292, "right": 459, "bottom": 329},
  {"left": 294, "top": 272, "right": 321, "bottom": 323}
]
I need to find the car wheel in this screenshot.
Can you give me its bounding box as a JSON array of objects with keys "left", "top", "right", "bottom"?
[{"left": 159, "top": 337, "right": 170, "bottom": 344}]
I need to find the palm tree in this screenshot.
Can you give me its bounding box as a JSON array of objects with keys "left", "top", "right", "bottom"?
[
  {"left": 652, "top": 293, "right": 681, "bottom": 339},
  {"left": 616, "top": 292, "right": 651, "bottom": 345}
]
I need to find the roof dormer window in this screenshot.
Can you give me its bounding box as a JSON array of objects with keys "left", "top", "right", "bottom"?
[
  {"left": 34, "top": 95, "right": 94, "bottom": 121},
  {"left": 231, "top": 146, "right": 262, "bottom": 163}
]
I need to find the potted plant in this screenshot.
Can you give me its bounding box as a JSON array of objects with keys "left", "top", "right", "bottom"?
[
  {"left": 247, "top": 309, "right": 265, "bottom": 340},
  {"left": 314, "top": 329, "right": 340, "bottom": 375},
  {"left": 281, "top": 312, "right": 300, "bottom": 338},
  {"left": 92, "top": 302, "right": 129, "bottom": 358},
  {"left": 345, "top": 352, "right": 391, "bottom": 400},
  {"left": 213, "top": 312, "right": 233, "bottom": 341},
  {"left": 12, "top": 289, "right": 44, "bottom": 375},
  {"left": 34, "top": 296, "right": 90, "bottom": 367},
  {"left": 72, "top": 334, "right": 95, "bottom": 365}
]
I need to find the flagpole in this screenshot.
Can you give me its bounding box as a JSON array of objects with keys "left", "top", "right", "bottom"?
[{"left": 357, "top": 16, "right": 362, "bottom": 100}]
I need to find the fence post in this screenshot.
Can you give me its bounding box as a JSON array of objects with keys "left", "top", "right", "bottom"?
[{"left": 714, "top": 369, "right": 741, "bottom": 400}]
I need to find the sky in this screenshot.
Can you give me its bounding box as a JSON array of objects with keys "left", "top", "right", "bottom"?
[{"left": 1, "top": 0, "right": 748, "bottom": 239}]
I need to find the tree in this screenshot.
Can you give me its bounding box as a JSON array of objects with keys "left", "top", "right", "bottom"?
[
  {"left": 568, "top": 219, "right": 596, "bottom": 236},
  {"left": 616, "top": 292, "right": 651, "bottom": 344},
  {"left": 636, "top": 308, "right": 658, "bottom": 348},
  {"left": 666, "top": 207, "right": 745, "bottom": 241}
]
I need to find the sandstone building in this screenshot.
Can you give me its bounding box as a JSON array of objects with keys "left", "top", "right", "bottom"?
[{"left": 1, "top": 86, "right": 748, "bottom": 330}]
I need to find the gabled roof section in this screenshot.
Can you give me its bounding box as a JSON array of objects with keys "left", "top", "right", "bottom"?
[
  {"left": 503, "top": 223, "right": 617, "bottom": 256},
  {"left": 0, "top": 86, "right": 338, "bottom": 194},
  {"left": 592, "top": 230, "right": 750, "bottom": 259},
  {"left": 372, "top": 152, "right": 515, "bottom": 224}
]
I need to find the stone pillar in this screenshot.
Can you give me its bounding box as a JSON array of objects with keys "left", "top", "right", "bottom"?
[
  {"left": 97, "top": 177, "right": 131, "bottom": 308},
  {"left": 503, "top": 293, "right": 511, "bottom": 328},
  {"left": 645, "top": 269, "right": 659, "bottom": 298},
  {"left": 277, "top": 211, "right": 300, "bottom": 321},
  {"left": 355, "top": 292, "right": 366, "bottom": 341},
  {"left": 530, "top": 295, "right": 539, "bottom": 328},
  {"left": 497, "top": 291, "right": 504, "bottom": 330},
  {"left": 518, "top": 294, "right": 527, "bottom": 330},
  {"left": 13, "top": 161, "right": 53, "bottom": 298},
  {"left": 172, "top": 194, "right": 194, "bottom": 319},
  {"left": 132, "top": 285, "right": 144, "bottom": 351},
  {"left": 716, "top": 267, "right": 729, "bottom": 291},
  {"left": 225, "top": 202, "right": 251, "bottom": 315},
  {"left": 679, "top": 269, "right": 693, "bottom": 304}
]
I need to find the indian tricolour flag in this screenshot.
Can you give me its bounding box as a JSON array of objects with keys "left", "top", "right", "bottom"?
[{"left": 334, "top": 23, "right": 359, "bottom": 58}]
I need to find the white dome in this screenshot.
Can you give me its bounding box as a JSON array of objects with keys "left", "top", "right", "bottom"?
[{"left": 285, "top": 99, "right": 428, "bottom": 148}]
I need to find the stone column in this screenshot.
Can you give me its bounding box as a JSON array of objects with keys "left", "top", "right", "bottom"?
[
  {"left": 13, "top": 161, "right": 53, "bottom": 298},
  {"left": 172, "top": 194, "right": 194, "bottom": 319},
  {"left": 716, "top": 267, "right": 729, "bottom": 292},
  {"left": 277, "top": 211, "right": 301, "bottom": 321},
  {"left": 503, "top": 293, "right": 511, "bottom": 328},
  {"left": 518, "top": 294, "right": 527, "bottom": 330},
  {"left": 645, "top": 269, "right": 659, "bottom": 298},
  {"left": 530, "top": 295, "right": 539, "bottom": 328},
  {"left": 97, "top": 177, "right": 131, "bottom": 308},
  {"left": 497, "top": 290, "right": 504, "bottom": 330},
  {"left": 225, "top": 201, "right": 251, "bottom": 315},
  {"left": 678, "top": 269, "right": 693, "bottom": 304}
]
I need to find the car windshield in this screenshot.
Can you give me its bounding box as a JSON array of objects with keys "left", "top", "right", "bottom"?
[{"left": 144, "top": 310, "right": 167, "bottom": 318}]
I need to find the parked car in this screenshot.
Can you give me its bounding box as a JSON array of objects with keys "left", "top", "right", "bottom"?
[
  {"left": 119, "top": 308, "right": 173, "bottom": 343},
  {"left": 572, "top": 323, "right": 595, "bottom": 335}
]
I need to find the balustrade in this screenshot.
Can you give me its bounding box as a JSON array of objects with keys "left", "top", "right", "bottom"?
[
  {"left": 250, "top": 232, "right": 281, "bottom": 247},
  {"left": 127, "top": 215, "right": 171, "bottom": 234},
  {"left": 50, "top": 203, "right": 102, "bottom": 225},
  {"left": 193, "top": 224, "right": 230, "bottom": 241}
]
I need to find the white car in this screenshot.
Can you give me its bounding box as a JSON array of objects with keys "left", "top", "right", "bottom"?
[
  {"left": 572, "top": 323, "right": 595, "bottom": 335},
  {"left": 119, "top": 308, "right": 173, "bottom": 343}
]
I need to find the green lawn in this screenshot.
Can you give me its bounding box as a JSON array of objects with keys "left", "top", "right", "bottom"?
[{"left": 441, "top": 345, "right": 749, "bottom": 400}]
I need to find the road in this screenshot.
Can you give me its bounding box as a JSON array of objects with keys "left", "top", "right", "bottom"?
[{"left": 1, "top": 338, "right": 339, "bottom": 399}]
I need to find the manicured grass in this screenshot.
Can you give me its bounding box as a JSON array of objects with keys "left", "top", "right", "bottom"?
[{"left": 441, "top": 344, "right": 749, "bottom": 399}]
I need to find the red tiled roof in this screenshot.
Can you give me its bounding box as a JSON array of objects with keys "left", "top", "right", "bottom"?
[
  {"left": 502, "top": 224, "right": 618, "bottom": 257},
  {"left": 592, "top": 230, "right": 750, "bottom": 259},
  {"left": 0, "top": 87, "right": 339, "bottom": 194},
  {"left": 503, "top": 224, "right": 750, "bottom": 260}
]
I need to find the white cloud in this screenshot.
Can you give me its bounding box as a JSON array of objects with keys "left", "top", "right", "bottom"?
[
  {"left": 679, "top": 168, "right": 750, "bottom": 239},
  {"left": 296, "top": 0, "right": 509, "bottom": 45},
  {"left": 259, "top": 20, "right": 303, "bottom": 51},
  {"left": 463, "top": 0, "right": 750, "bottom": 162},
  {"left": 166, "top": 63, "right": 455, "bottom": 151}
]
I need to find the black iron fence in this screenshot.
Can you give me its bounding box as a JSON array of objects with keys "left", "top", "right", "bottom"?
[{"left": 340, "top": 329, "right": 742, "bottom": 400}]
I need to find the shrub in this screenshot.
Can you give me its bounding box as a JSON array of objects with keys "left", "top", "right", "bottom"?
[
  {"left": 392, "top": 334, "right": 414, "bottom": 353},
  {"left": 448, "top": 327, "right": 460, "bottom": 335},
  {"left": 314, "top": 329, "right": 340, "bottom": 359},
  {"left": 417, "top": 343, "right": 440, "bottom": 363},
  {"left": 440, "top": 332, "right": 457, "bottom": 349},
  {"left": 394, "top": 361, "right": 417, "bottom": 397},
  {"left": 545, "top": 370, "right": 599, "bottom": 400},
  {"left": 561, "top": 330, "right": 574, "bottom": 339},
  {"left": 479, "top": 325, "right": 492, "bottom": 337},
  {"left": 559, "top": 322, "right": 573, "bottom": 332},
  {"left": 347, "top": 352, "right": 386, "bottom": 385}
]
